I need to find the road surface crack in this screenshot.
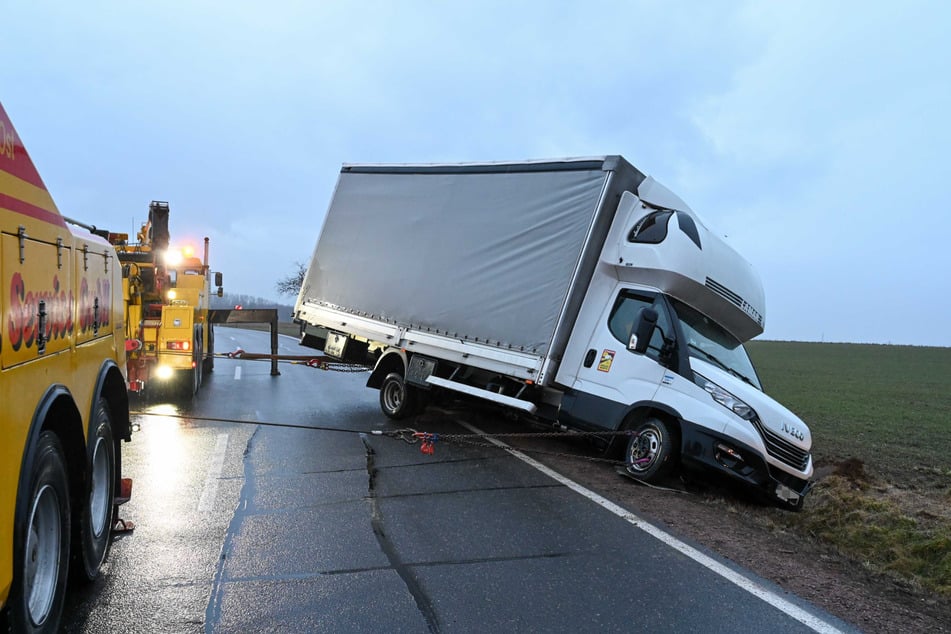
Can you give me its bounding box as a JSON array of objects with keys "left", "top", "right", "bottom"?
[{"left": 362, "top": 434, "right": 440, "bottom": 633}]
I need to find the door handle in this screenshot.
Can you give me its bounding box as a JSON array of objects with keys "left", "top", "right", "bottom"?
[{"left": 583, "top": 348, "right": 596, "bottom": 368}]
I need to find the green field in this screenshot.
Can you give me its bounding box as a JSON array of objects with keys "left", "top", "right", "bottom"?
[
  {"left": 747, "top": 340, "right": 951, "bottom": 596},
  {"left": 747, "top": 340, "right": 951, "bottom": 484}
]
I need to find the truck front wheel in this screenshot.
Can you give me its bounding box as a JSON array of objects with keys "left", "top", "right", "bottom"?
[
  {"left": 9, "top": 431, "right": 71, "bottom": 633},
  {"left": 380, "top": 372, "right": 417, "bottom": 419},
  {"left": 624, "top": 417, "right": 677, "bottom": 481}
]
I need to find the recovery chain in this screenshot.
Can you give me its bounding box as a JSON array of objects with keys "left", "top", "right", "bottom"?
[
  {"left": 129, "top": 410, "right": 627, "bottom": 464},
  {"left": 389, "top": 427, "right": 632, "bottom": 465},
  {"left": 217, "top": 349, "right": 370, "bottom": 372},
  {"left": 128, "top": 411, "right": 688, "bottom": 493}
]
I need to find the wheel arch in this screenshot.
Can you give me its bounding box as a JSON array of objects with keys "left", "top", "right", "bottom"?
[
  {"left": 608, "top": 401, "right": 684, "bottom": 458},
  {"left": 16, "top": 386, "right": 85, "bottom": 541},
  {"left": 366, "top": 348, "right": 408, "bottom": 389},
  {"left": 93, "top": 359, "right": 131, "bottom": 443}
]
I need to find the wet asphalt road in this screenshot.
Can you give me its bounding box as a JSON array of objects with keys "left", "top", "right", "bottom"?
[{"left": 59, "top": 328, "right": 855, "bottom": 633}]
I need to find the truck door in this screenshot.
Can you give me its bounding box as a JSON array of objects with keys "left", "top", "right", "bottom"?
[
  {"left": 565, "top": 287, "right": 674, "bottom": 428},
  {"left": 1, "top": 231, "right": 73, "bottom": 368}
]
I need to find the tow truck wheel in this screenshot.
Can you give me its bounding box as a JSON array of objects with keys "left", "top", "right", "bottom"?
[
  {"left": 203, "top": 327, "right": 215, "bottom": 374},
  {"left": 195, "top": 336, "right": 204, "bottom": 390},
  {"left": 380, "top": 372, "right": 416, "bottom": 419},
  {"left": 75, "top": 398, "right": 116, "bottom": 582},
  {"left": 179, "top": 338, "right": 202, "bottom": 398},
  {"left": 624, "top": 417, "right": 677, "bottom": 481},
  {"left": 9, "top": 431, "right": 70, "bottom": 633}
]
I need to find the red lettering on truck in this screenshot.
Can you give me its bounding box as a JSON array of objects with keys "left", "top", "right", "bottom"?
[
  {"left": 7, "top": 272, "right": 76, "bottom": 351},
  {"left": 78, "top": 277, "right": 111, "bottom": 333}
]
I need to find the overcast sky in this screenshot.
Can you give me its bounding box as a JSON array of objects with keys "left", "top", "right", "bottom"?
[{"left": 4, "top": 2, "right": 949, "bottom": 346}]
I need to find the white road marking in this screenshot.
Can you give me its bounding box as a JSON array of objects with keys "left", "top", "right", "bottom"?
[
  {"left": 234, "top": 366, "right": 242, "bottom": 381},
  {"left": 458, "top": 420, "right": 846, "bottom": 634},
  {"left": 197, "top": 434, "right": 229, "bottom": 512}
]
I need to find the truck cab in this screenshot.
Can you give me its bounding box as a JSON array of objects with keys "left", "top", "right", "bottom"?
[{"left": 557, "top": 181, "right": 812, "bottom": 508}]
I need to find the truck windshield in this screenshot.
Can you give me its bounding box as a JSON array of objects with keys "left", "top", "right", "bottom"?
[{"left": 670, "top": 299, "right": 762, "bottom": 390}]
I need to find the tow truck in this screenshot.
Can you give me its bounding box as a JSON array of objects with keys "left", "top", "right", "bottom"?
[
  {"left": 1, "top": 101, "right": 132, "bottom": 633},
  {"left": 108, "top": 201, "right": 223, "bottom": 398}
]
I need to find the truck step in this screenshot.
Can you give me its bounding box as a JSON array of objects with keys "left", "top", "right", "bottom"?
[{"left": 425, "top": 376, "right": 538, "bottom": 414}]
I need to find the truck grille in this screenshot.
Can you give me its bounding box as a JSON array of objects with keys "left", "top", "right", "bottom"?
[{"left": 751, "top": 418, "right": 810, "bottom": 471}]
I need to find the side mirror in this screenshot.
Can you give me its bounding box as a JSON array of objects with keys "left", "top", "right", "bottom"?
[{"left": 629, "top": 308, "right": 658, "bottom": 354}]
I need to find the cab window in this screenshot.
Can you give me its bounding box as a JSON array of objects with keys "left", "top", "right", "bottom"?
[
  {"left": 627, "top": 210, "right": 672, "bottom": 244},
  {"left": 608, "top": 290, "right": 673, "bottom": 362}
]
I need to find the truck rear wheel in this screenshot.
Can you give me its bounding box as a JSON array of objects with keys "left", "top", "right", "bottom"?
[
  {"left": 203, "top": 327, "right": 215, "bottom": 374},
  {"left": 75, "top": 398, "right": 116, "bottom": 582},
  {"left": 9, "top": 431, "right": 71, "bottom": 633},
  {"left": 194, "top": 336, "right": 204, "bottom": 391},
  {"left": 624, "top": 417, "right": 677, "bottom": 481},
  {"left": 380, "top": 372, "right": 417, "bottom": 419}
]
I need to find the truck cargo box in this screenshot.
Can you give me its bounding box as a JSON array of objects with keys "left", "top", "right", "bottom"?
[{"left": 297, "top": 158, "right": 644, "bottom": 361}]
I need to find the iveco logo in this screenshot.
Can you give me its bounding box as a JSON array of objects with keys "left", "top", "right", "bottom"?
[{"left": 782, "top": 423, "right": 805, "bottom": 441}]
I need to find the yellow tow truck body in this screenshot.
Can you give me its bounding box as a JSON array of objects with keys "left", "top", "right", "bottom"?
[
  {"left": 110, "top": 202, "right": 220, "bottom": 397},
  {"left": 1, "top": 102, "right": 131, "bottom": 630}
]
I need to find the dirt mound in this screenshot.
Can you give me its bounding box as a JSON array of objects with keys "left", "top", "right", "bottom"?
[{"left": 833, "top": 457, "right": 867, "bottom": 482}]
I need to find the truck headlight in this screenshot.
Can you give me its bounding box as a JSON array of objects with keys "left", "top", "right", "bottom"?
[
  {"left": 156, "top": 365, "right": 174, "bottom": 380},
  {"left": 694, "top": 373, "right": 756, "bottom": 421}
]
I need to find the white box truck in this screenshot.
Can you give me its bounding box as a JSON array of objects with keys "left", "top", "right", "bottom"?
[{"left": 294, "top": 157, "right": 813, "bottom": 509}]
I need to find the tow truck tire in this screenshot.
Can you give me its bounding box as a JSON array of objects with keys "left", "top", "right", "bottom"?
[
  {"left": 175, "top": 368, "right": 196, "bottom": 400},
  {"left": 624, "top": 417, "right": 677, "bottom": 481},
  {"left": 380, "top": 372, "right": 416, "bottom": 419},
  {"left": 178, "top": 338, "right": 202, "bottom": 399},
  {"left": 195, "top": 336, "right": 204, "bottom": 390},
  {"left": 9, "top": 431, "right": 70, "bottom": 634},
  {"left": 203, "top": 327, "right": 215, "bottom": 374},
  {"left": 75, "top": 398, "right": 116, "bottom": 582}
]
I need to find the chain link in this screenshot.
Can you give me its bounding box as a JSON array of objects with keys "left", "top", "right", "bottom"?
[
  {"left": 313, "top": 362, "right": 371, "bottom": 373},
  {"left": 212, "top": 352, "right": 370, "bottom": 373}
]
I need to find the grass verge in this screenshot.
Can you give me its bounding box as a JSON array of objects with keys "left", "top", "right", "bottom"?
[{"left": 748, "top": 341, "right": 951, "bottom": 598}]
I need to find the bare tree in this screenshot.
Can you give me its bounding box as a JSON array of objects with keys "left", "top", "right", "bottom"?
[{"left": 276, "top": 261, "right": 307, "bottom": 297}]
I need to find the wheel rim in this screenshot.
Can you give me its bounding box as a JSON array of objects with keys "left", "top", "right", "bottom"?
[
  {"left": 383, "top": 380, "right": 403, "bottom": 413},
  {"left": 627, "top": 426, "right": 663, "bottom": 473},
  {"left": 26, "top": 484, "right": 61, "bottom": 625},
  {"left": 89, "top": 436, "right": 110, "bottom": 538}
]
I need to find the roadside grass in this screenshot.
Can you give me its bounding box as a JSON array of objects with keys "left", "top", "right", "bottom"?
[{"left": 747, "top": 341, "right": 951, "bottom": 597}]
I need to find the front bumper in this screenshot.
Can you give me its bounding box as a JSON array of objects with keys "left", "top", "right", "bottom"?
[{"left": 679, "top": 419, "right": 813, "bottom": 506}]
